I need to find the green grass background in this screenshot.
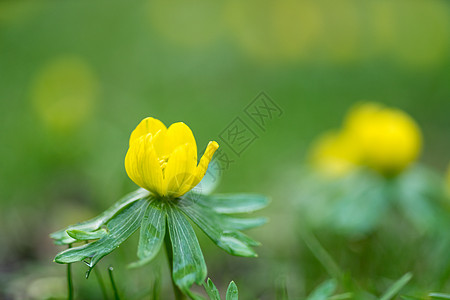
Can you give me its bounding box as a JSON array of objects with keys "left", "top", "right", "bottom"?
[{"left": 1, "top": 0, "right": 449, "bottom": 299}]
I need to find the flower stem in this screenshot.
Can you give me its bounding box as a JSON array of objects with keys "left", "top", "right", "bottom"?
[
  {"left": 164, "top": 232, "right": 186, "bottom": 300},
  {"left": 67, "top": 245, "right": 73, "bottom": 300},
  {"left": 108, "top": 266, "right": 121, "bottom": 300},
  {"left": 94, "top": 267, "right": 108, "bottom": 300}
]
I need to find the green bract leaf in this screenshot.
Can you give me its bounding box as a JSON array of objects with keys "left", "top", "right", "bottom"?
[
  {"left": 180, "top": 197, "right": 260, "bottom": 257},
  {"left": 166, "top": 204, "right": 207, "bottom": 292},
  {"left": 129, "top": 201, "right": 166, "bottom": 268},
  {"left": 197, "top": 193, "right": 269, "bottom": 214},
  {"left": 203, "top": 278, "right": 239, "bottom": 300},
  {"left": 54, "top": 199, "right": 148, "bottom": 277},
  {"left": 395, "top": 166, "right": 445, "bottom": 232},
  {"left": 204, "top": 278, "right": 221, "bottom": 300},
  {"left": 221, "top": 231, "right": 260, "bottom": 247},
  {"left": 223, "top": 216, "right": 268, "bottom": 231},
  {"left": 50, "top": 188, "right": 149, "bottom": 245},
  {"left": 306, "top": 279, "right": 337, "bottom": 300},
  {"left": 298, "top": 170, "right": 390, "bottom": 235},
  {"left": 226, "top": 281, "right": 238, "bottom": 300},
  {"left": 66, "top": 228, "right": 108, "bottom": 241},
  {"left": 331, "top": 184, "right": 388, "bottom": 235}
]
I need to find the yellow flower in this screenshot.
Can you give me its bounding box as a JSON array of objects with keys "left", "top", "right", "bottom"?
[
  {"left": 125, "top": 117, "right": 219, "bottom": 198},
  {"left": 344, "top": 102, "right": 422, "bottom": 174}
]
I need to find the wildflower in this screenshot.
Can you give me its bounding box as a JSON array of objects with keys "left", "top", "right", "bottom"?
[
  {"left": 125, "top": 117, "right": 219, "bottom": 198},
  {"left": 310, "top": 102, "right": 422, "bottom": 176},
  {"left": 344, "top": 102, "right": 422, "bottom": 174},
  {"left": 51, "top": 117, "right": 268, "bottom": 297}
]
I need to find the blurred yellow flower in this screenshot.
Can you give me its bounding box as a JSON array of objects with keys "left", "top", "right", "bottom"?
[
  {"left": 310, "top": 131, "right": 362, "bottom": 177},
  {"left": 310, "top": 102, "right": 422, "bottom": 177},
  {"left": 344, "top": 102, "right": 422, "bottom": 174},
  {"left": 125, "top": 117, "right": 219, "bottom": 198}
]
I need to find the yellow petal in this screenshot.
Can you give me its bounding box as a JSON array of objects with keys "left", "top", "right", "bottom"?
[
  {"left": 344, "top": 102, "right": 422, "bottom": 173},
  {"left": 125, "top": 117, "right": 218, "bottom": 198},
  {"left": 129, "top": 117, "right": 167, "bottom": 145},
  {"left": 189, "top": 141, "right": 219, "bottom": 189},
  {"left": 154, "top": 122, "right": 197, "bottom": 160},
  {"left": 125, "top": 134, "right": 164, "bottom": 195},
  {"left": 163, "top": 143, "right": 198, "bottom": 197}
]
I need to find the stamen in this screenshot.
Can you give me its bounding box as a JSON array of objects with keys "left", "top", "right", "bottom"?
[{"left": 159, "top": 156, "right": 169, "bottom": 176}]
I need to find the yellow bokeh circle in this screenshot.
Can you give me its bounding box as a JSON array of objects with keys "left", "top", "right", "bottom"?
[{"left": 31, "top": 56, "right": 99, "bottom": 133}]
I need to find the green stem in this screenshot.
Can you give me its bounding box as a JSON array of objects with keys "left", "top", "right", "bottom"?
[
  {"left": 108, "top": 266, "right": 121, "bottom": 300},
  {"left": 67, "top": 244, "right": 74, "bottom": 300},
  {"left": 275, "top": 275, "right": 289, "bottom": 300},
  {"left": 164, "top": 232, "right": 186, "bottom": 300},
  {"left": 299, "top": 227, "right": 343, "bottom": 282},
  {"left": 94, "top": 267, "right": 108, "bottom": 300}
]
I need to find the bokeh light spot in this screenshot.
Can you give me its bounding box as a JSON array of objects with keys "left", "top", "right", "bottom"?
[{"left": 31, "top": 56, "right": 99, "bottom": 133}]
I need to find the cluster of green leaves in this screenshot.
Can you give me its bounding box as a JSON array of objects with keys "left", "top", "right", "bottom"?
[
  {"left": 295, "top": 227, "right": 450, "bottom": 299},
  {"left": 298, "top": 164, "right": 449, "bottom": 236},
  {"left": 50, "top": 188, "right": 268, "bottom": 298},
  {"left": 203, "top": 278, "right": 238, "bottom": 300},
  {"left": 293, "top": 164, "right": 450, "bottom": 297},
  {"left": 300, "top": 274, "right": 450, "bottom": 300}
]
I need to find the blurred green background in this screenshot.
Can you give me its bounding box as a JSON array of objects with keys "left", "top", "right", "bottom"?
[{"left": 1, "top": 0, "right": 450, "bottom": 299}]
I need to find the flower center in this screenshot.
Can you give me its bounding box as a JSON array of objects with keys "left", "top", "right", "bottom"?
[{"left": 158, "top": 155, "right": 169, "bottom": 176}]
